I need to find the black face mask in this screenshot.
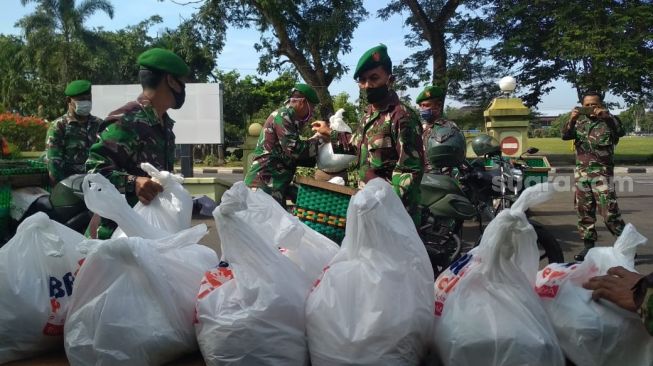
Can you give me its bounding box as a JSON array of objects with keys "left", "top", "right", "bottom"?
[
  {"left": 169, "top": 77, "right": 186, "bottom": 109},
  {"left": 364, "top": 85, "right": 389, "bottom": 104}
]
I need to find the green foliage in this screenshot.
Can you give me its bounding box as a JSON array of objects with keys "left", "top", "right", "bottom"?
[
  {"left": 6, "top": 1, "right": 222, "bottom": 119},
  {"left": 0, "top": 113, "right": 48, "bottom": 151},
  {"left": 196, "top": 0, "right": 368, "bottom": 119},
  {"left": 443, "top": 106, "right": 484, "bottom": 130},
  {"left": 332, "top": 92, "right": 360, "bottom": 130},
  {"left": 203, "top": 154, "right": 221, "bottom": 167},
  {"left": 378, "top": 0, "right": 496, "bottom": 109},
  {"left": 489, "top": 0, "right": 653, "bottom": 106},
  {"left": 619, "top": 105, "right": 653, "bottom": 134},
  {"left": 218, "top": 70, "right": 297, "bottom": 144}
]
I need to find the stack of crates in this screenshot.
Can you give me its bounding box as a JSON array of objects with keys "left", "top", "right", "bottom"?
[
  {"left": 0, "top": 159, "right": 49, "bottom": 238},
  {"left": 293, "top": 177, "right": 356, "bottom": 244}
]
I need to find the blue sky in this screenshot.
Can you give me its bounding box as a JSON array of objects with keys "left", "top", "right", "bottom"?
[{"left": 1, "top": 0, "right": 624, "bottom": 115}]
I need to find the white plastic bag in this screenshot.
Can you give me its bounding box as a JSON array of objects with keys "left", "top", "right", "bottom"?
[
  {"left": 317, "top": 108, "right": 356, "bottom": 173},
  {"left": 64, "top": 225, "right": 217, "bottom": 366},
  {"left": 112, "top": 163, "right": 192, "bottom": 238},
  {"left": 535, "top": 223, "right": 653, "bottom": 366},
  {"left": 195, "top": 183, "right": 311, "bottom": 366},
  {"left": 306, "top": 178, "right": 434, "bottom": 365},
  {"left": 0, "top": 212, "right": 86, "bottom": 363},
  {"left": 433, "top": 183, "right": 564, "bottom": 366},
  {"left": 83, "top": 173, "right": 166, "bottom": 239},
  {"left": 241, "top": 185, "right": 339, "bottom": 282}
]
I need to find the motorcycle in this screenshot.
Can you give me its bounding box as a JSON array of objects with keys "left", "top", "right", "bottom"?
[
  {"left": 0, "top": 174, "right": 91, "bottom": 246},
  {"left": 419, "top": 134, "right": 564, "bottom": 276}
]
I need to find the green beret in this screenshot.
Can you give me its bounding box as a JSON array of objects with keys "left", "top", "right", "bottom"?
[
  {"left": 292, "top": 83, "right": 320, "bottom": 104},
  {"left": 137, "top": 48, "right": 189, "bottom": 77},
  {"left": 416, "top": 86, "right": 445, "bottom": 104},
  {"left": 353, "top": 44, "right": 392, "bottom": 80},
  {"left": 64, "top": 80, "right": 91, "bottom": 97}
]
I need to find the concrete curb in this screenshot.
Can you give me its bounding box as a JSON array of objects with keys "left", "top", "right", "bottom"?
[
  {"left": 182, "top": 166, "right": 653, "bottom": 175},
  {"left": 200, "top": 167, "right": 243, "bottom": 174},
  {"left": 549, "top": 167, "right": 653, "bottom": 174}
]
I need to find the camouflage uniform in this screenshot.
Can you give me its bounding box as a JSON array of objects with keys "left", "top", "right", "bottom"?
[
  {"left": 634, "top": 273, "right": 653, "bottom": 335},
  {"left": 422, "top": 118, "right": 459, "bottom": 174},
  {"left": 244, "top": 105, "right": 321, "bottom": 205},
  {"left": 331, "top": 90, "right": 424, "bottom": 224},
  {"left": 85, "top": 94, "right": 176, "bottom": 238},
  {"left": 45, "top": 112, "right": 102, "bottom": 183},
  {"left": 561, "top": 114, "right": 625, "bottom": 241}
]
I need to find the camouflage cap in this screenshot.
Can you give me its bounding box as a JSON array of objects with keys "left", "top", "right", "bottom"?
[
  {"left": 137, "top": 48, "right": 190, "bottom": 77},
  {"left": 353, "top": 44, "right": 392, "bottom": 80},
  {"left": 292, "top": 83, "right": 319, "bottom": 104},
  {"left": 416, "top": 86, "right": 445, "bottom": 104},
  {"left": 64, "top": 80, "right": 92, "bottom": 97}
]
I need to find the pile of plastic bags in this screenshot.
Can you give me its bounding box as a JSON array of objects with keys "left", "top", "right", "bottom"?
[
  {"left": 433, "top": 184, "right": 565, "bottom": 366},
  {"left": 5, "top": 164, "right": 653, "bottom": 366},
  {"left": 536, "top": 223, "right": 653, "bottom": 366},
  {"left": 195, "top": 183, "right": 312, "bottom": 365},
  {"left": 306, "top": 178, "right": 435, "bottom": 365},
  {"left": 0, "top": 213, "right": 86, "bottom": 364},
  {"left": 63, "top": 173, "right": 218, "bottom": 365}
]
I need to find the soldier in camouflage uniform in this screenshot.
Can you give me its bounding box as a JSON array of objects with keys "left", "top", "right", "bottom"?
[
  {"left": 244, "top": 83, "right": 323, "bottom": 207},
  {"left": 561, "top": 91, "right": 625, "bottom": 261},
  {"left": 416, "top": 85, "right": 459, "bottom": 173},
  {"left": 85, "top": 48, "right": 189, "bottom": 239},
  {"left": 312, "top": 44, "right": 424, "bottom": 224},
  {"left": 45, "top": 80, "right": 102, "bottom": 184}
]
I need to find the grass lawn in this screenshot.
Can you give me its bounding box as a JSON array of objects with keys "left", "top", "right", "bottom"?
[{"left": 529, "top": 136, "right": 653, "bottom": 163}]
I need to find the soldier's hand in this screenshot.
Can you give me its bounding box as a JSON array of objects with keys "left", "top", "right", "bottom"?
[
  {"left": 595, "top": 108, "right": 611, "bottom": 119},
  {"left": 311, "top": 120, "right": 332, "bottom": 139},
  {"left": 570, "top": 108, "right": 580, "bottom": 122},
  {"left": 135, "top": 177, "right": 163, "bottom": 205},
  {"left": 582, "top": 266, "right": 644, "bottom": 312}
]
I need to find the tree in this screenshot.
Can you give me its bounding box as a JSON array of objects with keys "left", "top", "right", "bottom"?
[
  {"left": 90, "top": 16, "right": 163, "bottom": 85},
  {"left": 193, "top": 0, "right": 368, "bottom": 119},
  {"left": 0, "top": 36, "right": 28, "bottom": 113},
  {"left": 488, "top": 0, "right": 653, "bottom": 107},
  {"left": 17, "top": 0, "right": 114, "bottom": 83},
  {"left": 216, "top": 70, "right": 297, "bottom": 144},
  {"left": 444, "top": 105, "right": 484, "bottom": 130},
  {"left": 157, "top": 14, "right": 225, "bottom": 82},
  {"left": 378, "top": 0, "right": 494, "bottom": 111},
  {"left": 332, "top": 91, "right": 361, "bottom": 130}
]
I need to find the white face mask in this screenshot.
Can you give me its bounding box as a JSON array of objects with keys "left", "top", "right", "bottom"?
[{"left": 74, "top": 100, "right": 92, "bottom": 116}]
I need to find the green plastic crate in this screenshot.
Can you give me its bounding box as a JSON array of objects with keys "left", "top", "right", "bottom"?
[
  {"left": 0, "top": 160, "right": 49, "bottom": 239},
  {"left": 521, "top": 156, "right": 551, "bottom": 187},
  {"left": 0, "top": 159, "right": 47, "bottom": 176},
  {"left": 293, "top": 177, "right": 356, "bottom": 244}
]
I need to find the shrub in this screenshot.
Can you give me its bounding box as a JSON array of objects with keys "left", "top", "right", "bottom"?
[
  {"left": 0, "top": 113, "right": 48, "bottom": 152},
  {"left": 204, "top": 154, "right": 221, "bottom": 167}
]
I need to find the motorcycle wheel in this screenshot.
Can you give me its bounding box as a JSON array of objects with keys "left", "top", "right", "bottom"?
[
  {"left": 421, "top": 228, "right": 462, "bottom": 278},
  {"left": 530, "top": 219, "right": 565, "bottom": 263}
]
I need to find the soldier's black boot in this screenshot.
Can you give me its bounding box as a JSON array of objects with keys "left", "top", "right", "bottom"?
[{"left": 574, "top": 239, "right": 595, "bottom": 261}]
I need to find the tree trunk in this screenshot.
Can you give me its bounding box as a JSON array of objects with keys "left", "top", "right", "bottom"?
[{"left": 314, "top": 84, "right": 334, "bottom": 120}]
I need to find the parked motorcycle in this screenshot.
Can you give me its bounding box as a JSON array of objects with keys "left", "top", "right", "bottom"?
[
  {"left": 2, "top": 174, "right": 91, "bottom": 244},
  {"left": 420, "top": 129, "right": 564, "bottom": 276}
]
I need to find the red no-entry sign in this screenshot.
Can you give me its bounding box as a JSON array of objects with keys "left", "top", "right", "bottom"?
[{"left": 501, "top": 136, "right": 520, "bottom": 155}]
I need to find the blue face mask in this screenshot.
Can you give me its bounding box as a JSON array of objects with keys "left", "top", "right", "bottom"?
[{"left": 420, "top": 109, "right": 433, "bottom": 122}]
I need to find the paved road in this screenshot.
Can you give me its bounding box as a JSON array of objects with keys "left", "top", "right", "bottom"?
[{"left": 9, "top": 171, "right": 653, "bottom": 366}]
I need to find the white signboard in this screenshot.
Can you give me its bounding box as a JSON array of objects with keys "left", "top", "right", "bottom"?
[{"left": 91, "top": 83, "right": 223, "bottom": 144}]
